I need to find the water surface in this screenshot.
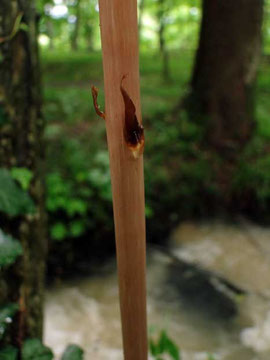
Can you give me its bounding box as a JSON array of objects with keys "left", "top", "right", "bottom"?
[{"left": 44, "top": 220, "right": 270, "bottom": 360}]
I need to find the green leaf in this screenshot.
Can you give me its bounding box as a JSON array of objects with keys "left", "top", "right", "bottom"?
[
  {"left": 70, "top": 221, "right": 85, "bottom": 238},
  {"left": 150, "top": 331, "right": 181, "bottom": 360},
  {"left": 150, "top": 338, "right": 162, "bottom": 356},
  {"left": 159, "top": 331, "right": 180, "bottom": 360},
  {"left": 145, "top": 204, "right": 154, "bottom": 218},
  {"left": 11, "top": 168, "right": 33, "bottom": 191},
  {"left": 158, "top": 330, "right": 168, "bottom": 354},
  {"left": 50, "top": 222, "right": 67, "bottom": 241},
  {"left": 66, "top": 199, "right": 87, "bottom": 217},
  {"left": 22, "top": 339, "right": 53, "bottom": 360},
  {"left": 0, "top": 303, "right": 19, "bottom": 340},
  {"left": 19, "top": 23, "right": 29, "bottom": 33},
  {"left": 61, "top": 345, "right": 84, "bottom": 360},
  {"left": 0, "top": 168, "right": 35, "bottom": 216},
  {"left": 0, "top": 230, "right": 22, "bottom": 267},
  {"left": 166, "top": 338, "right": 180, "bottom": 360},
  {"left": 0, "top": 346, "right": 18, "bottom": 360}
]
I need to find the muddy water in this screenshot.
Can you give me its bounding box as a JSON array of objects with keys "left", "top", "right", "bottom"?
[{"left": 44, "top": 220, "right": 270, "bottom": 360}]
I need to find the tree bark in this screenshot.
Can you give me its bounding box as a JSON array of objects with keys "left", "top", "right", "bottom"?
[
  {"left": 0, "top": 0, "right": 46, "bottom": 345},
  {"left": 157, "top": 0, "right": 170, "bottom": 81},
  {"left": 188, "top": 0, "right": 263, "bottom": 156},
  {"left": 71, "top": 0, "right": 81, "bottom": 51}
]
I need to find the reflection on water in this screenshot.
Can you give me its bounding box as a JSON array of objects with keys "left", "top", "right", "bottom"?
[{"left": 44, "top": 220, "right": 270, "bottom": 360}]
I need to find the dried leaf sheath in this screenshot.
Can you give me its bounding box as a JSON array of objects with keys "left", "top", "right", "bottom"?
[
  {"left": 91, "top": 85, "right": 106, "bottom": 119},
  {"left": 120, "top": 76, "right": 145, "bottom": 159}
]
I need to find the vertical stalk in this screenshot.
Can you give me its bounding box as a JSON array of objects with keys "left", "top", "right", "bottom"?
[{"left": 97, "top": 1, "right": 148, "bottom": 360}]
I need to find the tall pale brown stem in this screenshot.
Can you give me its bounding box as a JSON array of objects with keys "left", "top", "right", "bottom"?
[{"left": 97, "top": 1, "right": 148, "bottom": 360}]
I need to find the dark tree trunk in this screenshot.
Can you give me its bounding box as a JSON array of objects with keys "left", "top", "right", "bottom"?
[
  {"left": 157, "top": 0, "right": 170, "bottom": 81},
  {"left": 0, "top": 0, "right": 46, "bottom": 346},
  {"left": 71, "top": 0, "right": 81, "bottom": 51},
  {"left": 188, "top": 0, "right": 263, "bottom": 156}
]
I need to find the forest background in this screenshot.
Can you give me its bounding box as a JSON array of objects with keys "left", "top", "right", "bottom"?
[{"left": 0, "top": 0, "right": 269, "bottom": 358}]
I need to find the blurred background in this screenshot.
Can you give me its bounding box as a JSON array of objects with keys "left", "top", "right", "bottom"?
[{"left": 1, "top": 0, "right": 270, "bottom": 359}]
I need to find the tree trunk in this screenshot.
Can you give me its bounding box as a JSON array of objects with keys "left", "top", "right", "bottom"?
[
  {"left": 84, "top": 21, "right": 94, "bottom": 51},
  {"left": 47, "top": 18, "right": 54, "bottom": 50},
  {"left": 188, "top": 0, "right": 263, "bottom": 156},
  {"left": 0, "top": 0, "right": 46, "bottom": 345},
  {"left": 71, "top": 0, "right": 81, "bottom": 51},
  {"left": 157, "top": 0, "right": 170, "bottom": 81}
]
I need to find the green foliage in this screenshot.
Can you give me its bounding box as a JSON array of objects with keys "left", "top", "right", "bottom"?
[
  {"left": 38, "top": 0, "right": 201, "bottom": 52},
  {"left": 46, "top": 136, "right": 113, "bottom": 242},
  {"left": 37, "top": 0, "right": 270, "bottom": 56},
  {"left": 263, "top": 0, "right": 270, "bottom": 54},
  {"left": 61, "top": 345, "right": 84, "bottom": 360},
  {"left": 22, "top": 339, "right": 53, "bottom": 360},
  {"left": 50, "top": 222, "right": 68, "bottom": 242},
  {"left": 42, "top": 52, "right": 102, "bottom": 86},
  {"left": 0, "top": 169, "right": 35, "bottom": 217},
  {"left": 150, "top": 330, "right": 180, "bottom": 360},
  {"left": 0, "top": 230, "right": 22, "bottom": 268},
  {"left": 46, "top": 170, "right": 89, "bottom": 241},
  {"left": 11, "top": 168, "right": 33, "bottom": 191},
  {"left": 232, "top": 137, "right": 270, "bottom": 210},
  {"left": 0, "top": 346, "right": 18, "bottom": 360},
  {"left": 207, "top": 354, "right": 216, "bottom": 360},
  {"left": 0, "top": 303, "right": 19, "bottom": 340},
  {"left": 42, "top": 45, "right": 270, "bottom": 263},
  {"left": 149, "top": 331, "right": 216, "bottom": 360},
  {"left": 144, "top": 109, "right": 216, "bottom": 240},
  {"left": 0, "top": 341, "right": 84, "bottom": 360},
  {"left": 257, "top": 61, "right": 270, "bottom": 139}
]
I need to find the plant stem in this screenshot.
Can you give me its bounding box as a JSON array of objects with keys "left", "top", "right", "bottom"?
[{"left": 97, "top": 1, "right": 148, "bottom": 359}]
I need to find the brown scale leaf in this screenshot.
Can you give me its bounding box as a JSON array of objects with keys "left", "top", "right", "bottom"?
[
  {"left": 91, "top": 85, "right": 106, "bottom": 119},
  {"left": 120, "top": 75, "right": 145, "bottom": 159}
]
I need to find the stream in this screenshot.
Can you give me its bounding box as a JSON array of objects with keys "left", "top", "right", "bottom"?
[{"left": 44, "top": 220, "right": 270, "bottom": 360}]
